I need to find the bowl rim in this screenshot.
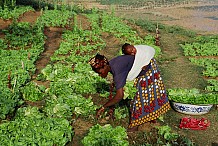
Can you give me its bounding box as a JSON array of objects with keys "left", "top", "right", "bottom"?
[{"left": 170, "top": 100, "right": 214, "bottom": 106}]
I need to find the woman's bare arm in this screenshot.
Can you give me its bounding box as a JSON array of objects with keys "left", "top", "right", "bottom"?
[{"left": 103, "top": 88, "right": 124, "bottom": 108}]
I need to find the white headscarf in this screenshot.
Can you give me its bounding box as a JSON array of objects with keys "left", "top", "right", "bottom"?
[{"left": 126, "top": 45, "right": 155, "bottom": 81}]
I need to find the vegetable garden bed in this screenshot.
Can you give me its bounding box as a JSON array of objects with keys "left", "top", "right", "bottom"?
[{"left": 0, "top": 1, "right": 217, "bottom": 146}]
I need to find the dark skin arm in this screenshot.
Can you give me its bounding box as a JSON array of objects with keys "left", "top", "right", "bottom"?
[
  {"left": 96, "top": 88, "right": 124, "bottom": 118},
  {"left": 104, "top": 88, "right": 124, "bottom": 107}
]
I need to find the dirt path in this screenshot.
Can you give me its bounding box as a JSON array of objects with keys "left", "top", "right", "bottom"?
[
  {"left": 99, "top": 32, "right": 121, "bottom": 59},
  {"left": 16, "top": 11, "right": 65, "bottom": 88},
  {"left": 32, "top": 26, "right": 64, "bottom": 88},
  {"left": 33, "top": 27, "right": 64, "bottom": 76},
  {"left": 18, "top": 11, "right": 41, "bottom": 24},
  {"left": 0, "top": 19, "right": 11, "bottom": 38}
]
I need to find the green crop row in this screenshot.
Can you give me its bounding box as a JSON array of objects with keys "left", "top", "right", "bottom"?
[{"left": 180, "top": 35, "right": 218, "bottom": 92}]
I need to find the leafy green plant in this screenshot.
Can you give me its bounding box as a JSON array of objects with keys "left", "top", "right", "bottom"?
[
  {"left": 82, "top": 124, "right": 129, "bottom": 146},
  {"left": 135, "top": 18, "right": 157, "bottom": 32},
  {"left": 0, "top": 86, "right": 22, "bottom": 119},
  {"left": 0, "top": 38, "right": 7, "bottom": 49},
  {"left": 38, "top": 7, "right": 73, "bottom": 27},
  {"left": 206, "top": 79, "right": 218, "bottom": 92},
  {"left": 156, "top": 125, "right": 179, "bottom": 141},
  {"left": 4, "top": 21, "right": 45, "bottom": 49},
  {"left": 0, "top": 106, "right": 73, "bottom": 146},
  {"left": 167, "top": 88, "right": 218, "bottom": 104},
  {"left": 14, "top": 106, "right": 44, "bottom": 120},
  {"left": 21, "top": 81, "right": 46, "bottom": 101},
  {"left": 0, "top": 6, "right": 33, "bottom": 20},
  {"left": 114, "top": 106, "right": 128, "bottom": 120},
  {"left": 189, "top": 58, "right": 218, "bottom": 77},
  {"left": 155, "top": 125, "right": 195, "bottom": 146},
  {"left": 180, "top": 35, "right": 218, "bottom": 57},
  {"left": 44, "top": 93, "right": 98, "bottom": 119},
  {"left": 123, "top": 80, "right": 137, "bottom": 99},
  {"left": 138, "top": 126, "right": 196, "bottom": 146}
]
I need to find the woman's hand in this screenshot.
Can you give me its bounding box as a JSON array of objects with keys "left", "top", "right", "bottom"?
[
  {"left": 96, "top": 106, "right": 105, "bottom": 119},
  {"left": 96, "top": 88, "right": 124, "bottom": 119}
]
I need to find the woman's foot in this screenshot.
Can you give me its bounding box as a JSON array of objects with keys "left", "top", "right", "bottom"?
[{"left": 127, "top": 126, "right": 138, "bottom": 132}]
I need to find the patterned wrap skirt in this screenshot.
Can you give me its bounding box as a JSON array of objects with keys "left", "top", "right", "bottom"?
[{"left": 128, "top": 58, "right": 171, "bottom": 128}]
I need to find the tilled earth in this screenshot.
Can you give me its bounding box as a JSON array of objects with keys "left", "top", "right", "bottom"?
[{"left": 0, "top": 2, "right": 218, "bottom": 146}]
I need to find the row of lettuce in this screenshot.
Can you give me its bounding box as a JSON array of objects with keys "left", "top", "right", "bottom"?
[
  {"left": 168, "top": 34, "right": 218, "bottom": 103},
  {"left": 181, "top": 35, "right": 218, "bottom": 82},
  {"left": 0, "top": 4, "right": 217, "bottom": 146},
  {"left": 168, "top": 35, "right": 218, "bottom": 103},
  {"left": 0, "top": 4, "right": 161, "bottom": 146}
]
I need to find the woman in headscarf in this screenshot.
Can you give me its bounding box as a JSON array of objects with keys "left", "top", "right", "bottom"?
[{"left": 89, "top": 43, "right": 170, "bottom": 132}]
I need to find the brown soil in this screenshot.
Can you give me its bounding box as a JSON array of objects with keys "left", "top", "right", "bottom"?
[
  {"left": 18, "top": 11, "right": 41, "bottom": 24},
  {"left": 32, "top": 26, "right": 65, "bottom": 88},
  {"left": 0, "top": 19, "right": 11, "bottom": 38},
  {"left": 0, "top": 3, "right": 217, "bottom": 146}
]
